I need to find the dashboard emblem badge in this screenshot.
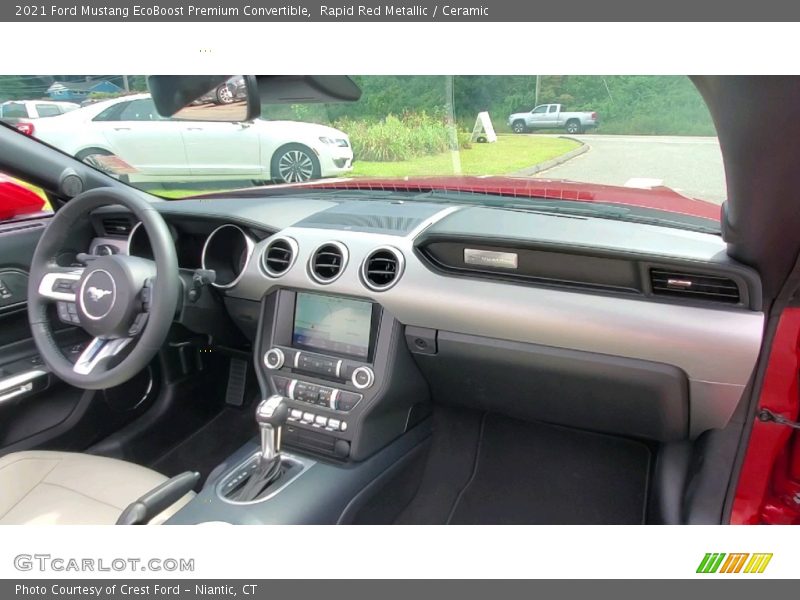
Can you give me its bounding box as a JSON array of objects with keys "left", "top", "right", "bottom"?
[
  {"left": 87, "top": 287, "right": 112, "bottom": 302},
  {"left": 464, "top": 248, "right": 519, "bottom": 269}
]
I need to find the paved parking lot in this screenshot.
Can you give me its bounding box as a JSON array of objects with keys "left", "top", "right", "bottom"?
[{"left": 534, "top": 134, "right": 727, "bottom": 204}]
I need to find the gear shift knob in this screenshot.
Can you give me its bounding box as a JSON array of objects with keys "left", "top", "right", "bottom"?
[{"left": 255, "top": 395, "right": 289, "bottom": 461}]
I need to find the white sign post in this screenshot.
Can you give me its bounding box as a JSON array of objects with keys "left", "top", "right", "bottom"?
[{"left": 470, "top": 111, "right": 497, "bottom": 143}]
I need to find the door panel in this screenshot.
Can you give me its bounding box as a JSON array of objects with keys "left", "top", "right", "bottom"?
[
  {"left": 0, "top": 213, "right": 156, "bottom": 456},
  {"left": 181, "top": 122, "right": 262, "bottom": 176},
  {"left": 0, "top": 215, "right": 87, "bottom": 453},
  {"left": 96, "top": 98, "right": 189, "bottom": 176},
  {"left": 527, "top": 106, "right": 550, "bottom": 128}
]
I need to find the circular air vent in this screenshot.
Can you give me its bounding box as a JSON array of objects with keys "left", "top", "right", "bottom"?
[
  {"left": 361, "top": 247, "right": 405, "bottom": 291},
  {"left": 309, "top": 242, "right": 348, "bottom": 284},
  {"left": 262, "top": 236, "right": 298, "bottom": 278}
]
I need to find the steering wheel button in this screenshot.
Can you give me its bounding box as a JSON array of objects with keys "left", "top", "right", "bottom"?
[
  {"left": 128, "top": 312, "right": 149, "bottom": 336},
  {"left": 56, "top": 302, "right": 70, "bottom": 321}
]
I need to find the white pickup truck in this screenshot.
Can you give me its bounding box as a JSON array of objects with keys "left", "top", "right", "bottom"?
[{"left": 508, "top": 104, "right": 599, "bottom": 134}]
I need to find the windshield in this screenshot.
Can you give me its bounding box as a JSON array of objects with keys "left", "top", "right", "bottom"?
[{"left": 0, "top": 75, "right": 725, "bottom": 232}]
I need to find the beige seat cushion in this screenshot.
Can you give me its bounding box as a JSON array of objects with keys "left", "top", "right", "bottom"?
[{"left": 0, "top": 451, "right": 194, "bottom": 525}]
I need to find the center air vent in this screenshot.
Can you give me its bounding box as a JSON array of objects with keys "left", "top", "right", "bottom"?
[
  {"left": 650, "top": 269, "right": 741, "bottom": 304},
  {"left": 309, "top": 242, "right": 348, "bottom": 284},
  {"left": 262, "top": 236, "right": 298, "bottom": 277},
  {"left": 362, "top": 247, "right": 405, "bottom": 291}
]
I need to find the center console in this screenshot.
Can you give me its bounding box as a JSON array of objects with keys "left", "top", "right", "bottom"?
[
  {"left": 255, "top": 288, "right": 429, "bottom": 462},
  {"left": 166, "top": 287, "right": 431, "bottom": 523}
]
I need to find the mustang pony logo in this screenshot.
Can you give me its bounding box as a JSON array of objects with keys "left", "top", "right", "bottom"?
[{"left": 86, "top": 286, "right": 112, "bottom": 302}]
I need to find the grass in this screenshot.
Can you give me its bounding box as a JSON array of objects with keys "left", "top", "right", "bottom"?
[
  {"left": 113, "top": 134, "right": 581, "bottom": 200},
  {"left": 351, "top": 134, "right": 579, "bottom": 178}
]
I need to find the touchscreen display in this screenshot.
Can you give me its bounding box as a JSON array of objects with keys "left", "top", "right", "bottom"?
[{"left": 292, "top": 293, "right": 373, "bottom": 359}]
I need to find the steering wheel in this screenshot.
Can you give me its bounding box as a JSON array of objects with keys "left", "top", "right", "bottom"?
[{"left": 27, "top": 188, "right": 179, "bottom": 390}]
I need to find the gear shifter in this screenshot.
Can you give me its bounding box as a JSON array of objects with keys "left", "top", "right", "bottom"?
[
  {"left": 256, "top": 395, "right": 289, "bottom": 463},
  {"left": 234, "top": 395, "right": 289, "bottom": 502}
]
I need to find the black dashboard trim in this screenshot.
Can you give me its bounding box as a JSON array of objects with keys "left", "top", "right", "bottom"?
[{"left": 415, "top": 232, "right": 762, "bottom": 311}]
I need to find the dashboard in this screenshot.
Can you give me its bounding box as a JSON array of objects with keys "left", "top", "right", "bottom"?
[{"left": 85, "top": 194, "right": 765, "bottom": 444}]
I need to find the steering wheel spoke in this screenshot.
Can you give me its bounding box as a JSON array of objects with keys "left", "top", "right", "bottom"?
[
  {"left": 37, "top": 267, "right": 84, "bottom": 302},
  {"left": 73, "top": 336, "right": 133, "bottom": 375}
]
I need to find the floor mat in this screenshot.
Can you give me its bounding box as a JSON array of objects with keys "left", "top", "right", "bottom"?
[
  {"left": 397, "top": 409, "right": 651, "bottom": 524},
  {"left": 149, "top": 404, "right": 257, "bottom": 488}
]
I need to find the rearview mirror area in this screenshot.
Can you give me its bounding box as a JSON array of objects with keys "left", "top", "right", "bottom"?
[{"left": 147, "top": 75, "right": 260, "bottom": 122}]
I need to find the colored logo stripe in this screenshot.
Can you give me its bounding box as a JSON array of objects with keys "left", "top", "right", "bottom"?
[
  {"left": 697, "top": 553, "right": 726, "bottom": 573},
  {"left": 697, "top": 553, "right": 772, "bottom": 574},
  {"left": 719, "top": 553, "right": 749, "bottom": 573},
  {"left": 744, "top": 553, "right": 773, "bottom": 574}
]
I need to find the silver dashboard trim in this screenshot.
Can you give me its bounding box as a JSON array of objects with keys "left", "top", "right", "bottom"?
[
  {"left": 0, "top": 370, "right": 47, "bottom": 403},
  {"left": 231, "top": 223, "right": 764, "bottom": 437},
  {"left": 126, "top": 221, "right": 143, "bottom": 256},
  {"left": 37, "top": 270, "right": 82, "bottom": 302},
  {"left": 73, "top": 337, "right": 133, "bottom": 375},
  {"left": 201, "top": 223, "right": 256, "bottom": 290}
]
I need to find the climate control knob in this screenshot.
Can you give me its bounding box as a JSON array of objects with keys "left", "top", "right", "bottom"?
[
  {"left": 351, "top": 366, "right": 375, "bottom": 389},
  {"left": 264, "top": 348, "right": 285, "bottom": 370}
]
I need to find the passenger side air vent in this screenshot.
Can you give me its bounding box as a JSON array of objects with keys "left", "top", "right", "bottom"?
[
  {"left": 361, "top": 247, "right": 405, "bottom": 291},
  {"left": 101, "top": 217, "right": 133, "bottom": 237},
  {"left": 309, "top": 242, "right": 348, "bottom": 284},
  {"left": 650, "top": 269, "right": 741, "bottom": 304},
  {"left": 262, "top": 236, "right": 298, "bottom": 278}
]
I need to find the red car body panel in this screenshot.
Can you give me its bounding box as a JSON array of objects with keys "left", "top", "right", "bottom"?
[
  {"left": 731, "top": 307, "right": 800, "bottom": 524},
  {"left": 280, "top": 176, "right": 722, "bottom": 221},
  {"left": 0, "top": 174, "right": 45, "bottom": 220}
]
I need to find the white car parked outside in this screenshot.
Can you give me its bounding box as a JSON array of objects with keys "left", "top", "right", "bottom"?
[
  {"left": 31, "top": 93, "right": 354, "bottom": 183},
  {"left": 0, "top": 100, "right": 80, "bottom": 135}
]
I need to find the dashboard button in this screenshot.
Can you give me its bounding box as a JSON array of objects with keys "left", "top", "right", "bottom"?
[
  {"left": 272, "top": 376, "right": 291, "bottom": 396},
  {"left": 352, "top": 366, "right": 375, "bottom": 389},
  {"left": 337, "top": 391, "right": 362, "bottom": 411},
  {"left": 295, "top": 382, "right": 320, "bottom": 403},
  {"left": 314, "top": 415, "right": 328, "bottom": 427},
  {"left": 289, "top": 409, "right": 303, "bottom": 421},
  {"left": 264, "top": 348, "right": 285, "bottom": 370},
  {"left": 301, "top": 412, "right": 315, "bottom": 424}
]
